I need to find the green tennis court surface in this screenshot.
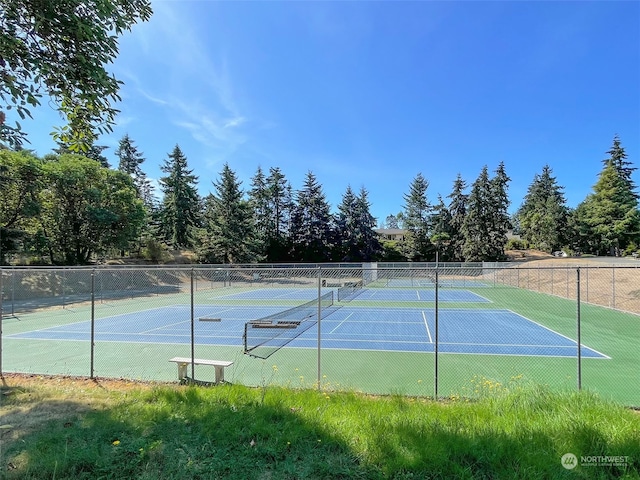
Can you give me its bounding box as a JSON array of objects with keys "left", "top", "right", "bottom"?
[{"left": 2, "top": 281, "right": 639, "bottom": 405}]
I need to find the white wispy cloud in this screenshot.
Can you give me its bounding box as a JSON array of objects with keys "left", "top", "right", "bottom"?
[{"left": 119, "top": 1, "right": 251, "bottom": 159}]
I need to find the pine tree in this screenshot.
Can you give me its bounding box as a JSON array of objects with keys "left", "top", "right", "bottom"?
[
  {"left": 447, "top": 174, "right": 467, "bottom": 262},
  {"left": 158, "top": 145, "right": 200, "bottom": 248},
  {"left": 265, "top": 167, "right": 294, "bottom": 261},
  {"left": 517, "top": 165, "right": 569, "bottom": 252},
  {"left": 200, "top": 163, "right": 256, "bottom": 263},
  {"left": 462, "top": 166, "right": 492, "bottom": 262},
  {"left": 487, "top": 161, "right": 511, "bottom": 261},
  {"left": 402, "top": 173, "right": 432, "bottom": 261},
  {"left": 354, "top": 187, "right": 382, "bottom": 261},
  {"left": 336, "top": 185, "right": 358, "bottom": 261},
  {"left": 116, "top": 134, "right": 155, "bottom": 209},
  {"left": 248, "top": 166, "right": 271, "bottom": 260},
  {"left": 603, "top": 135, "right": 638, "bottom": 199},
  {"left": 290, "top": 171, "right": 334, "bottom": 262},
  {"left": 336, "top": 186, "right": 382, "bottom": 261},
  {"left": 574, "top": 161, "right": 640, "bottom": 255},
  {"left": 430, "top": 195, "right": 453, "bottom": 261}
]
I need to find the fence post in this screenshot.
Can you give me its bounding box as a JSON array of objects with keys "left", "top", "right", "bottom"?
[
  {"left": 434, "top": 267, "right": 439, "bottom": 399},
  {"left": 612, "top": 267, "right": 616, "bottom": 310},
  {"left": 0, "top": 266, "right": 3, "bottom": 378},
  {"left": 576, "top": 267, "right": 582, "bottom": 391},
  {"left": 190, "top": 268, "right": 195, "bottom": 380},
  {"left": 90, "top": 269, "right": 95, "bottom": 379},
  {"left": 317, "top": 267, "right": 322, "bottom": 390}
]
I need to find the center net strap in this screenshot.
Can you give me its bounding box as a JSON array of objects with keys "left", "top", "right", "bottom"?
[{"left": 243, "top": 291, "right": 336, "bottom": 359}]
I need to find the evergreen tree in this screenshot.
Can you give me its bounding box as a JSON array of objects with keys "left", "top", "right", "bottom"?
[
  {"left": 430, "top": 195, "right": 453, "bottom": 261},
  {"left": 115, "top": 134, "right": 156, "bottom": 207},
  {"left": 402, "top": 173, "right": 432, "bottom": 261},
  {"left": 517, "top": 165, "right": 569, "bottom": 252},
  {"left": 248, "top": 166, "right": 271, "bottom": 261},
  {"left": 265, "top": 167, "right": 294, "bottom": 261},
  {"left": 199, "top": 163, "right": 256, "bottom": 264},
  {"left": 487, "top": 161, "right": 511, "bottom": 261},
  {"left": 336, "top": 186, "right": 382, "bottom": 261},
  {"left": 354, "top": 187, "right": 382, "bottom": 261},
  {"left": 603, "top": 135, "right": 637, "bottom": 199},
  {"left": 336, "top": 185, "right": 358, "bottom": 261},
  {"left": 462, "top": 166, "right": 492, "bottom": 262},
  {"left": 447, "top": 173, "right": 467, "bottom": 261},
  {"left": 290, "top": 171, "right": 334, "bottom": 262},
  {"left": 158, "top": 145, "right": 200, "bottom": 248},
  {"left": 574, "top": 160, "right": 640, "bottom": 256}
]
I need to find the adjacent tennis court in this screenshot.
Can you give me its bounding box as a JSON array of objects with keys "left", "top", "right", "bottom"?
[
  {"left": 7, "top": 303, "right": 606, "bottom": 359},
  {"left": 220, "top": 287, "right": 490, "bottom": 303}
]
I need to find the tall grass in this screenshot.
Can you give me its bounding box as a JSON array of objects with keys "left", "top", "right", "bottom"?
[{"left": 1, "top": 377, "right": 638, "bottom": 479}]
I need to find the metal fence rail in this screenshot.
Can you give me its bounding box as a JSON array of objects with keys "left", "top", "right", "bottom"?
[{"left": 1, "top": 263, "right": 638, "bottom": 406}]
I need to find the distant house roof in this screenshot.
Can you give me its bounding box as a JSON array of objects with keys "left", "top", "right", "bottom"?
[{"left": 374, "top": 228, "right": 406, "bottom": 235}]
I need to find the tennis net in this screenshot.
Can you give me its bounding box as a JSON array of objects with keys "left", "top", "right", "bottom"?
[
  {"left": 337, "top": 281, "right": 364, "bottom": 302},
  {"left": 243, "top": 291, "right": 336, "bottom": 359}
]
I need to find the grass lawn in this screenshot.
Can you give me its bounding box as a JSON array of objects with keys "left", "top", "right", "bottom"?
[{"left": 0, "top": 374, "right": 639, "bottom": 479}]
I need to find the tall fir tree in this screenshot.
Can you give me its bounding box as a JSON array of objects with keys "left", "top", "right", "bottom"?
[
  {"left": 336, "top": 185, "right": 358, "bottom": 261},
  {"left": 116, "top": 134, "right": 155, "bottom": 208},
  {"left": 248, "top": 166, "right": 271, "bottom": 261},
  {"left": 487, "top": 161, "right": 511, "bottom": 261},
  {"left": 430, "top": 195, "right": 453, "bottom": 261},
  {"left": 158, "top": 145, "right": 200, "bottom": 248},
  {"left": 266, "top": 167, "right": 294, "bottom": 261},
  {"left": 336, "top": 186, "right": 382, "bottom": 261},
  {"left": 354, "top": 187, "right": 382, "bottom": 261},
  {"left": 603, "top": 135, "right": 638, "bottom": 199},
  {"left": 573, "top": 158, "right": 640, "bottom": 255},
  {"left": 461, "top": 166, "right": 492, "bottom": 262},
  {"left": 402, "top": 173, "right": 432, "bottom": 261},
  {"left": 517, "top": 165, "right": 569, "bottom": 252},
  {"left": 447, "top": 173, "right": 467, "bottom": 261},
  {"left": 290, "top": 171, "right": 334, "bottom": 262},
  {"left": 199, "top": 163, "right": 256, "bottom": 264}
]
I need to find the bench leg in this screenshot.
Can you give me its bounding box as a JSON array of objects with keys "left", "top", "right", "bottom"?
[
  {"left": 214, "top": 365, "right": 224, "bottom": 384},
  {"left": 177, "top": 362, "right": 188, "bottom": 380}
]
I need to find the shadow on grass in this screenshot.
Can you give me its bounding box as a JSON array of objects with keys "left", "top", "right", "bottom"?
[
  {"left": 1, "top": 383, "right": 639, "bottom": 479},
  {"left": 1, "top": 385, "right": 375, "bottom": 479}
]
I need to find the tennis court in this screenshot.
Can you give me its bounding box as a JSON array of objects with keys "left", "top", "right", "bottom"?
[
  {"left": 221, "top": 287, "right": 489, "bottom": 303},
  {"left": 7, "top": 303, "right": 606, "bottom": 359}
]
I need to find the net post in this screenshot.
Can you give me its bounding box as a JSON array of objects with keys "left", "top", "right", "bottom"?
[
  {"left": 90, "top": 269, "right": 95, "bottom": 379},
  {"left": 317, "top": 266, "right": 322, "bottom": 390},
  {"left": 190, "top": 268, "right": 195, "bottom": 380},
  {"left": 576, "top": 267, "right": 582, "bottom": 390}
]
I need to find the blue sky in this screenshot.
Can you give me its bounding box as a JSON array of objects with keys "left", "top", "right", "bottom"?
[{"left": 19, "top": 0, "right": 640, "bottom": 224}]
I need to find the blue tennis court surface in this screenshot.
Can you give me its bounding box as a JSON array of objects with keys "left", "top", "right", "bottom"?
[
  {"left": 387, "top": 279, "right": 490, "bottom": 288},
  {"left": 9, "top": 305, "right": 607, "bottom": 359},
  {"left": 220, "top": 288, "right": 489, "bottom": 303}
]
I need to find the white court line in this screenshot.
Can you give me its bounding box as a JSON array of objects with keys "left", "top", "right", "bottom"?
[
  {"left": 139, "top": 307, "right": 239, "bottom": 334},
  {"left": 329, "top": 312, "right": 354, "bottom": 334},
  {"left": 422, "top": 311, "right": 433, "bottom": 343},
  {"left": 416, "top": 290, "right": 421, "bottom": 301}
]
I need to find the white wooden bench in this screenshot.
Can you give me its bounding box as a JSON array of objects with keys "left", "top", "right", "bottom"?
[{"left": 169, "top": 357, "right": 233, "bottom": 384}]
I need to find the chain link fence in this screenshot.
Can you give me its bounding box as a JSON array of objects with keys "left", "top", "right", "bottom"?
[{"left": 1, "top": 263, "right": 638, "bottom": 406}]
